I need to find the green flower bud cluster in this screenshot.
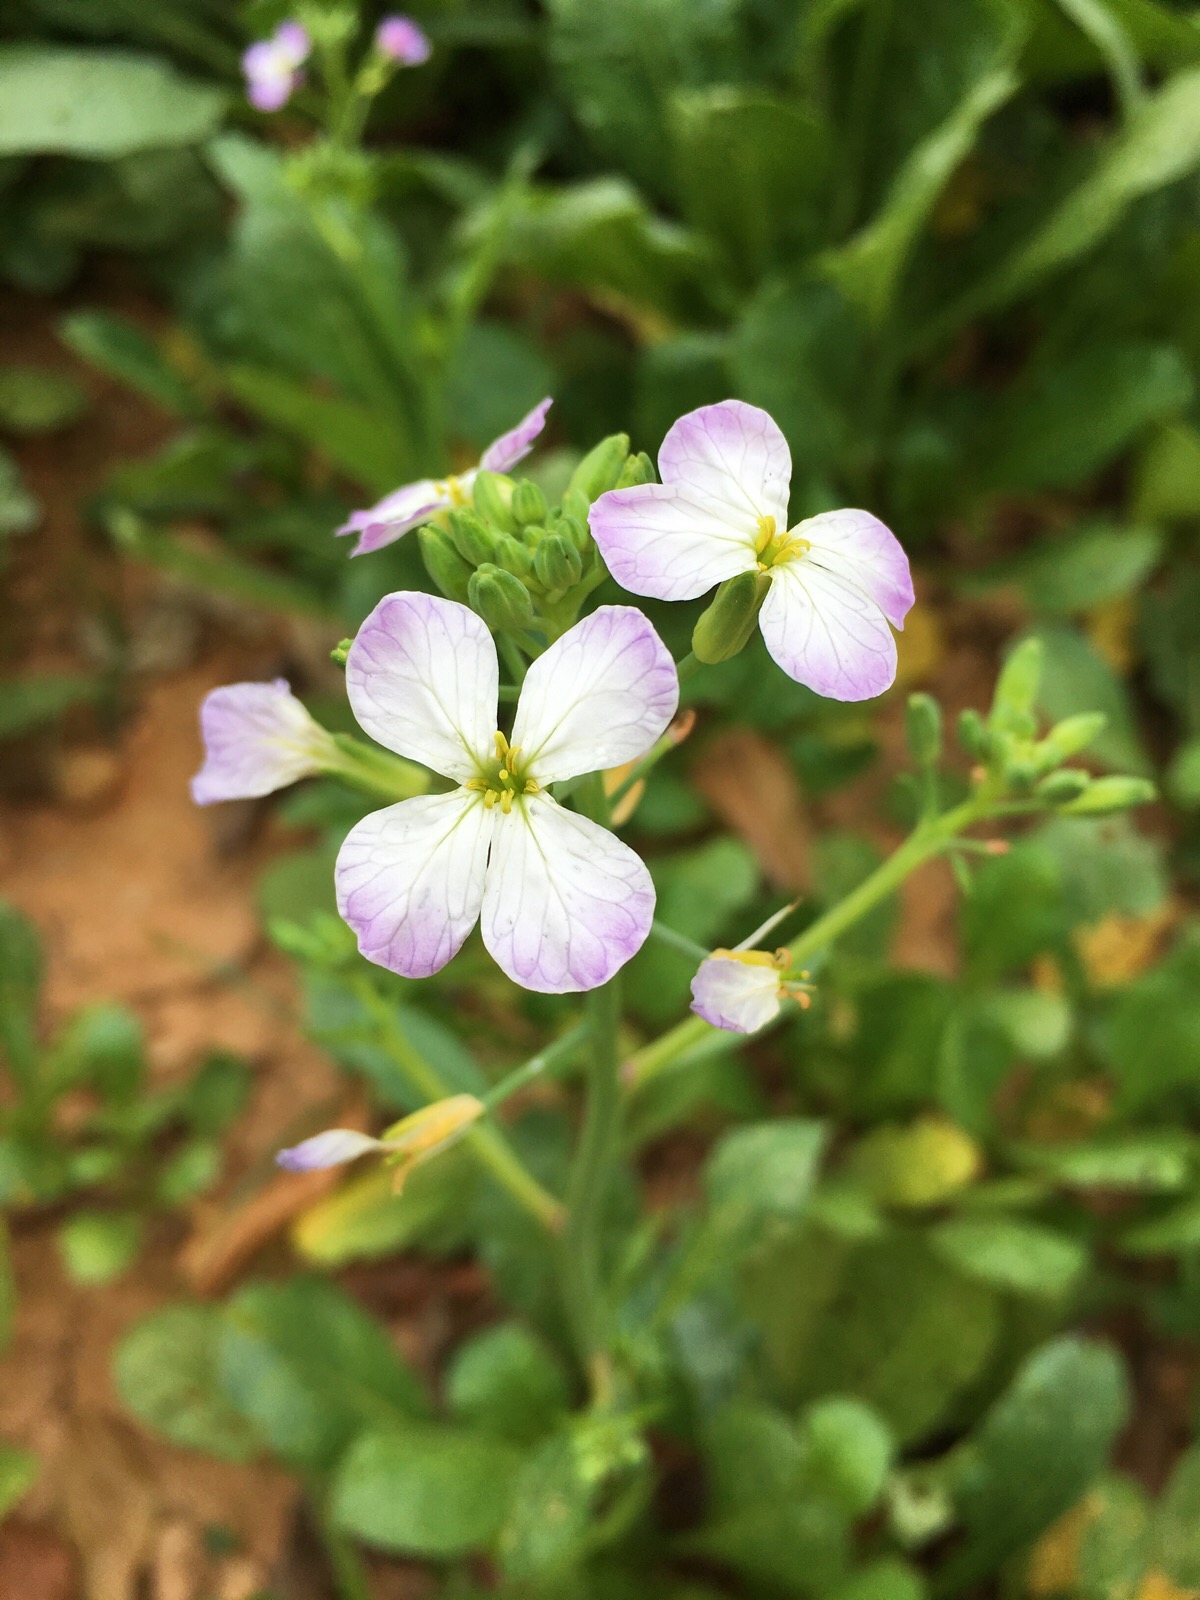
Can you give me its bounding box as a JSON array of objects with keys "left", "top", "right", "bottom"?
[
  {"left": 951, "top": 638, "right": 1155, "bottom": 815},
  {"left": 417, "top": 433, "right": 654, "bottom": 643}
]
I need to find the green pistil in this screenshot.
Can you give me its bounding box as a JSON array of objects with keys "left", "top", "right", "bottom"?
[
  {"left": 754, "top": 513, "right": 811, "bottom": 571},
  {"left": 465, "top": 730, "right": 540, "bottom": 814}
]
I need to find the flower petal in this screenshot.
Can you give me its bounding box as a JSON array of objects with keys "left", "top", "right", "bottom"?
[
  {"left": 276, "top": 1129, "right": 383, "bottom": 1171},
  {"left": 481, "top": 796, "right": 654, "bottom": 992},
  {"left": 336, "top": 789, "right": 493, "bottom": 978},
  {"left": 336, "top": 478, "right": 447, "bottom": 556},
  {"left": 191, "top": 679, "right": 335, "bottom": 804},
  {"left": 479, "top": 397, "right": 553, "bottom": 473},
  {"left": 797, "top": 509, "right": 914, "bottom": 630},
  {"left": 758, "top": 559, "right": 899, "bottom": 701},
  {"left": 346, "top": 592, "right": 497, "bottom": 781},
  {"left": 274, "top": 21, "right": 311, "bottom": 66},
  {"left": 589, "top": 483, "right": 758, "bottom": 601},
  {"left": 690, "top": 956, "right": 783, "bottom": 1034},
  {"left": 659, "top": 399, "right": 792, "bottom": 531},
  {"left": 511, "top": 605, "right": 679, "bottom": 785}
]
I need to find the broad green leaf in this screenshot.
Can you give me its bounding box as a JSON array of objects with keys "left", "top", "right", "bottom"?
[
  {"left": 986, "top": 521, "right": 1163, "bottom": 613},
  {"left": 0, "top": 366, "right": 86, "bottom": 434},
  {"left": 1121, "top": 1195, "right": 1200, "bottom": 1255},
  {"left": 939, "top": 1337, "right": 1128, "bottom": 1590},
  {"left": 60, "top": 311, "right": 199, "bottom": 417},
  {"left": 1105, "top": 938, "right": 1200, "bottom": 1112},
  {"left": 800, "top": 1398, "right": 895, "bottom": 1517},
  {"left": 292, "top": 1149, "right": 476, "bottom": 1266},
  {"left": 1167, "top": 738, "right": 1200, "bottom": 808},
  {"left": 57, "top": 1211, "right": 142, "bottom": 1285},
  {"left": 1036, "top": 814, "right": 1168, "bottom": 923},
  {"left": 834, "top": 1559, "right": 927, "bottom": 1600},
  {"left": 54, "top": 1003, "right": 145, "bottom": 1100},
  {"left": 333, "top": 1424, "right": 522, "bottom": 1556},
  {"left": 115, "top": 1306, "right": 258, "bottom": 1461},
  {"left": 0, "top": 1442, "right": 38, "bottom": 1519},
  {"left": 446, "top": 1323, "right": 570, "bottom": 1446},
  {"left": 0, "top": 674, "right": 100, "bottom": 741},
  {"left": 929, "top": 1217, "right": 1087, "bottom": 1298},
  {"left": 1154, "top": 1446, "right": 1200, "bottom": 1586},
  {"left": 1078, "top": 1474, "right": 1152, "bottom": 1599},
  {"left": 707, "top": 1120, "right": 829, "bottom": 1225},
  {"left": 0, "top": 47, "right": 226, "bottom": 158},
  {"left": 1016, "top": 1133, "right": 1193, "bottom": 1191},
  {"left": 1027, "top": 625, "right": 1151, "bottom": 774},
  {"left": 979, "top": 988, "right": 1072, "bottom": 1060},
  {"left": 1134, "top": 423, "right": 1200, "bottom": 522}
]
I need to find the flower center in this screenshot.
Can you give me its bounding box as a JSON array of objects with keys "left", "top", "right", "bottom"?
[
  {"left": 754, "top": 514, "right": 811, "bottom": 572},
  {"left": 465, "top": 731, "right": 541, "bottom": 815},
  {"left": 711, "top": 947, "right": 791, "bottom": 971},
  {"left": 434, "top": 474, "right": 469, "bottom": 507}
]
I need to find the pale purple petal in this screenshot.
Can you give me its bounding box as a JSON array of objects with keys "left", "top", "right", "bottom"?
[
  {"left": 191, "top": 679, "right": 336, "bottom": 804},
  {"left": 797, "top": 509, "right": 914, "bottom": 630},
  {"left": 274, "top": 21, "right": 311, "bottom": 66},
  {"left": 336, "top": 478, "right": 448, "bottom": 557},
  {"left": 336, "top": 790, "right": 493, "bottom": 978},
  {"left": 589, "top": 484, "right": 758, "bottom": 601},
  {"left": 690, "top": 956, "right": 783, "bottom": 1034},
  {"left": 758, "top": 560, "right": 898, "bottom": 701},
  {"left": 511, "top": 605, "right": 678, "bottom": 785},
  {"left": 478, "top": 398, "right": 553, "bottom": 473},
  {"left": 346, "top": 592, "right": 498, "bottom": 781},
  {"left": 276, "top": 1129, "right": 383, "bottom": 1171},
  {"left": 376, "top": 15, "right": 432, "bottom": 64},
  {"left": 481, "top": 796, "right": 654, "bottom": 993},
  {"left": 658, "top": 400, "right": 791, "bottom": 533},
  {"left": 242, "top": 42, "right": 294, "bottom": 111}
]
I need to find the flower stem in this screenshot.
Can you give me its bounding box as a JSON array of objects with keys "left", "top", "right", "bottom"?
[
  {"left": 351, "top": 975, "right": 565, "bottom": 1233},
  {"left": 481, "top": 1024, "right": 589, "bottom": 1111}
]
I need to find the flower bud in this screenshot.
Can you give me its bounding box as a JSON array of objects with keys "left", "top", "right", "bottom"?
[
  {"left": 1035, "top": 769, "right": 1091, "bottom": 803},
  {"left": 553, "top": 512, "right": 590, "bottom": 553},
  {"left": 468, "top": 563, "right": 535, "bottom": 632},
  {"left": 957, "top": 707, "right": 989, "bottom": 760},
  {"left": 692, "top": 571, "right": 771, "bottom": 664},
  {"left": 560, "top": 487, "right": 591, "bottom": 526},
  {"left": 331, "top": 637, "right": 353, "bottom": 668},
  {"left": 991, "top": 637, "right": 1043, "bottom": 725},
  {"left": 534, "top": 534, "right": 583, "bottom": 593},
  {"left": 905, "top": 693, "right": 942, "bottom": 768},
  {"left": 1058, "top": 776, "right": 1157, "bottom": 816},
  {"left": 446, "top": 507, "right": 497, "bottom": 568},
  {"left": 471, "top": 470, "right": 518, "bottom": 533},
  {"left": 510, "top": 478, "right": 548, "bottom": 527},
  {"left": 1036, "top": 712, "right": 1107, "bottom": 770},
  {"left": 616, "top": 450, "right": 655, "bottom": 489},
  {"left": 418, "top": 526, "right": 473, "bottom": 604},
  {"left": 494, "top": 534, "right": 534, "bottom": 580},
  {"left": 568, "top": 433, "right": 630, "bottom": 502}
]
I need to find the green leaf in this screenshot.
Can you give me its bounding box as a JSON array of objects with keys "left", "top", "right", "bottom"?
[
  {"left": 1134, "top": 422, "right": 1200, "bottom": 522},
  {"left": 1027, "top": 625, "right": 1151, "bottom": 774},
  {"left": 707, "top": 1120, "right": 829, "bottom": 1226},
  {"left": 58, "top": 1211, "right": 142, "bottom": 1285},
  {"left": 1078, "top": 1474, "right": 1152, "bottom": 1600},
  {"left": 446, "top": 1323, "right": 570, "bottom": 1446},
  {"left": 835, "top": 1559, "right": 928, "bottom": 1600},
  {"left": 989, "top": 521, "right": 1163, "bottom": 613},
  {"left": 800, "top": 1397, "right": 895, "bottom": 1517},
  {"left": 1036, "top": 815, "right": 1168, "bottom": 923},
  {"left": 291, "top": 1148, "right": 477, "bottom": 1267},
  {"left": 115, "top": 1306, "right": 258, "bottom": 1461},
  {"left": 1016, "top": 1133, "right": 1193, "bottom": 1192},
  {"left": 0, "top": 367, "right": 86, "bottom": 434},
  {"left": 1154, "top": 1446, "right": 1200, "bottom": 1586},
  {"left": 0, "top": 1441, "right": 38, "bottom": 1519},
  {"left": 60, "top": 311, "right": 199, "bottom": 417},
  {"left": 939, "top": 1337, "right": 1128, "bottom": 1590},
  {"left": 1105, "top": 938, "right": 1200, "bottom": 1113},
  {"left": 0, "top": 674, "right": 100, "bottom": 741},
  {"left": 0, "top": 901, "right": 41, "bottom": 1086},
  {"left": 929, "top": 1217, "right": 1087, "bottom": 1299},
  {"left": 218, "top": 1277, "right": 427, "bottom": 1472},
  {"left": 54, "top": 1003, "right": 145, "bottom": 1100},
  {"left": 1121, "top": 1195, "right": 1200, "bottom": 1256},
  {"left": 0, "top": 47, "right": 226, "bottom": 158},
  {"left": 333, "top": 1424, "right": 522, "bottom": 1556}
]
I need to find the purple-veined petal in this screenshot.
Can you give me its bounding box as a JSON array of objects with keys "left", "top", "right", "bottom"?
[
  {"left": 481, "top": 795, "right": 654, "bottom": 993},
  {"left": 797, "top": 509, "right": 914, "bottom": 630},
  {"left": 346, "top": 592, "right": 498, "bottom": 781},
  {"left": 336, "top": 790, "right": 494, "bottom": 979},
  {"left": 758, "top": 559, "right": 899, "bottom": 701},
  {"left": 336, "top": 478, "right": 447, "bottom": 556},
  {"left": 276, "top": 1129, "right": 383, "bottom": 1171},
  {"left": 690, "top": 955, "right": 783, "bottom": 1034},
  {"left": 376, "top": 15, "right": 432, "bottom": 63},
  {"left": 511, "top": 605, "right": 678, "bottom": 785},
  {"left": 589, "top": 483, "right": 758, "bottom": 601},
  {"left": 478, "top": 397, "right": 553, "bottom": 473},
  {"left": 658, "top": 400, "right": 791, "bottom": 533},
  {"left": 191, "top": 679, "right": 335, "bottom": 805}
]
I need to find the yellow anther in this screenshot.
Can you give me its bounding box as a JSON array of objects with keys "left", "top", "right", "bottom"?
[
  {"left": 500, "top": 790, "right": 514, "bottom": 814},
  {"left": 494, "top": 730, "right": 509, "bottom": 759},
  {"left": 464, "top": 777, "right": 488, "bottom": 792},
  {"left": 483, "top": 790, "right": 497, "bottom": 809},
  {"left": 434, "top": 474, "right": 469, "bottom": 508},
  {"left": 754, "top": 515, "right": 777, "bottom": 555},
  {"left": 524, "top": 779, "right": 540, "bottom": 795}
]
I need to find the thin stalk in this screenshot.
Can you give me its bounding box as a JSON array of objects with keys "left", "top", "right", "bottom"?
[
  {"left": 648, "top": 920, "right": 712, "bottom": 964},
  {"left": 607, "top": 711, "right": 695, "bottom": 810},
  {"left": 675, "top": 651, "right": 702, "bottom": 687},
  {"left": 310, "top": 1484, "right": 373, "bottom": 1600},
  {"left": 351, "top": 976, "right": 565, "bottom": 1232},
  {"left": 482, "top": 1024, "right": 589, "bottom": 1112}
]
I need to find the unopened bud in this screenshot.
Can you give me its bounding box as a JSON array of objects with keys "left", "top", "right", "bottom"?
[
  {"left": 1036, "top": 712, "right": 1107, "bottom": 770},
  {"left": 568, "top": 433, "right": 630, "bottom": 502},
  {"left": 471, "top": 470, "right": 518, "bottom": 532},
  {"left": 331, "top": 637, "right": 353, "bottom": 668},
  {"left": 560, "top": 487, "right": 592, "bottom": 526},
  {"left": 1058, "top": 776, "right": 1157, "bottom": 816},
  {"left": 616, "top": 450, "right": 655, "bottom": 489},
  {"left": 446, "top": 508, "right": 496, "bottom": 568},
  {"left": 692, "top": 571, "right": 771, "bottom": 664},
  {"left": 905, "top": 693, "right": 942, "bottom": 768},
  {"left": 1036, "top": 769, "right": 1091, "bottom": 803},
  {"left": 553, "top": 512, "right": 590, "bottom": 553},
  {"left": 494, "top": 535, "right": 534, "bottom": 580},
  {"left": 419, "top": 526, "right": 473, "bottom": 604},
  {"left": 957, "top": 708, "right": 989, "bottom": 760},
  {"left": 468, "top": 563, "right": 535, "bottom": 632},
  {"left": 534, "top": 534, "right": 583, "bottom": 592},
  {"left": 511, "top": 479, "right": 548, "bottom": 527},
  {"left": 991, "top": 637, "right": 1043, "bottom": 725}
]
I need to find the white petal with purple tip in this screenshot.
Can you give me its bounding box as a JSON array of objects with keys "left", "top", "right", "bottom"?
[
  {"left": 657, "top": 399, "right": 791, "bottom": 532},
  {"left": 690, "top": 956, "right": 783, "bottom": 1034},
  {"left": 276, "top": 1129, "right": 383, "bottom": 1171},
  {"left": 590, "top": 484, "right": 758, "bottom": 601},
  {"left": 479, "top": 397, "right": 553, "bottom": 473},
  {"left": 798, "top": 509, "right": 915, "bottom": 630},
  {"left": 337, "top": 478, "right": 447, "bottom": 556},
  {"left": 758, "top": 559, "right": 899, "bottom": 701},
  {"left": 511, "top": 605, "right": 678, "bottom": 784},
  {"left": 191, "top": 678, "right": 335, "bottom": 805}
]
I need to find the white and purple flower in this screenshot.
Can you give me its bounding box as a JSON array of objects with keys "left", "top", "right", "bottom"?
[
  {"left": 335, "top": 593, "right": 678, "bottom": 992},
  {"left": 590, "top": 399, "right": 914, "bottom": 700},
  {"left": 191, "top": 679, "right": 337, "bottom": 805},
  {"left": 375, "top": 15, "right": 432, "bottom": 65},
  {"left": 242, "top": 20, "right": 311, "bottom": 113},
  {"left": 278, "top": 1094, "right": 485, "bottom": 1192},
  {"left": 337, "top": 397, "right": 553, "bottom": 557}
]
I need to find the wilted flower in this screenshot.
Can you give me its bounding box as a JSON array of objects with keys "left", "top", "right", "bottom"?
[
  {"left": 336, "top": 592, "right": 678, "bottom": 991},
  {"left": 689, "top": 903, "right": 811, "bottom": 1034},
  {"left": 242, "top": 20, "right": 310, "bottom": 112},
  {"left": 191, "top": 679, "right": 337, "bottom": 805},
  {"left": 590, "top": 399, "right": 914, "bottom": 700},
  {"left": 278, "top": 1094, "right": 485, "bottom": 1192},
  {"left": 375, "top": 14, "right": 432, "bottom": 64},
  {"left": 337, "top": 398, "right": 552, "bottom": 556}
]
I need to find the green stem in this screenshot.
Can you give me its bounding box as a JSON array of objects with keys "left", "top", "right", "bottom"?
[
  {"left": 310, "top": 1484, "right": 373, "bottom": 1600},
  {"left": 499, "top": 635, "right": 529, "bottom": 688},
  {"left": 607, "top": 714, "right": 693, "bottom": 811},
  {"left": 482, "top": 1025, "right": 589, "bottom": 1112},
  {"left": 351, "top": 976, "right": 565, "bottom": 1233},
  {"left": 675, "top": 651, "right": 702, "bottom": 686},
  {"left": 648, "top": 920, "right": 712, "bottom": 964}
]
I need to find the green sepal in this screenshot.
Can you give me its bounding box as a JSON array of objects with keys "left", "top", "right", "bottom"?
[
  {"left": 534, "top": 534, "right": 583, "bottom": 593},
  {"left": 494, "top": 535, "right": 534, "bottom": 581},
  {"left": 419, "top": 526, "right": 473, "bottom": 604},
  {"left": 568, "top": 433, "right": 630, "bottom": 502},
  {"left": 1057, "top": 776, "right": 1157, "bottom": 815},
  {"left": 616, "top": 450, "right": 655, "bottom": 489},
  {"left": 472, "top": 470, "right": 518, "bottom": 533},
  {"left": 447, "top": 508, "right": 498, "bottom": 568},
  {"left": 468, "top": 564, "right": 536, "bottom": 632},
  {"left": 511, "top": 479, "right": 548, "bottom": 527},
  {"left": 692, "top": 571, "right": 771, "bottom": 664},
  {"left": 1035, "top": 769, "right": 1091, "bottom": 803}
]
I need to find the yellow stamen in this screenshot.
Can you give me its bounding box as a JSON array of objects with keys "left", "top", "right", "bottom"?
[{"left": 500, "top": 790, "right": 513, "bottom": 814}]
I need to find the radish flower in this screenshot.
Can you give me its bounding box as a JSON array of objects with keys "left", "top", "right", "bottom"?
[
  {"left": 242, "top": 21, "right": 310, "bottom": 112},
  {"left": 336, "top": 593, "right": 678, "bottom": 992},
  {"left": 689, "top": 902, "right": 812, "bottom": 1034},
  {"left": 278, "top": 1095, "right": 485, "bottom": 1192},
  {"left": 337, "top": 398, "right": 553, "bottom": 557},
  {"left": 191, "top": 679, "right": 337, "bottom": 805},
  {"left": 590, "top": 400, "right": 914, "bottom": 700},
  {"left": 376, "top": 15, "right": 432, "bottom": 64}
]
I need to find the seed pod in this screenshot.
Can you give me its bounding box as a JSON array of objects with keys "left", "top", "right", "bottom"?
[
  {"left": 446, "top": 508, "right": 496, "bottom": 568},
  {"left": 471, "top": 470, "right": 518, "bottom": 533},
  {"left": 569, "top": 433, "right": 631, "bottom": 502},
  {"left": 468, "top": 563, "right": 535, "bottom": 633},
  {"left": 419, "top": 526, "right": 473, "bottom": 604},
  {"left": 511, "top": 479, "right": 548, "bottom": 527},
  {"left": 905, "top": 693, "right": 943, "bottom": 768},
  {"left": 534, "top": 534, "right": 583, "bottom": 592},
  {"left": 1058, "top": 776, "right": 1157, "bottom": 816},
  {"left": 692, "top": 571, "right": 771, "bottom": 664}
]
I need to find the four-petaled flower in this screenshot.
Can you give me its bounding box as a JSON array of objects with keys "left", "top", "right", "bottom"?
[
  {"left": 590, "top": 399, "right": 914, "bottom": 700},
  {"left": 335, "top": 592, "right": 678, "bottom": 992},
  {"left": 191, "top": 679, "right": 337, "bottom": 805},
  {"left": 242, "top": 20, "right": 310, "bottom": 113},
  {"left": 376, "top": 14, "right": 432, "bottom": 64},
  {"left": 336, "top": 398, "right": 552, "bottom": 557}
]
